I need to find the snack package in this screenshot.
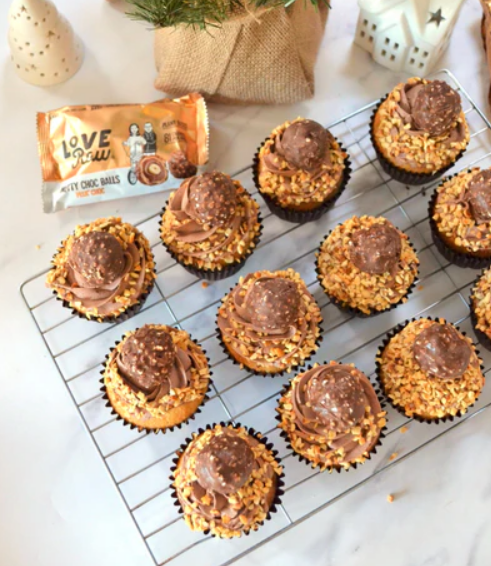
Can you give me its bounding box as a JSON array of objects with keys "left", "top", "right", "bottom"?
[{"left": 37, "top": 93, "right": 209, "bottom": 213}]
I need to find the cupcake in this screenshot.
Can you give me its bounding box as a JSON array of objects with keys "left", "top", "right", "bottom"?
[
  {"left": 46, "top": 217, "right": 155, "bottom": 322},
  {"left": 253, "top": 117, "right": 351, "bottom": 223},
  {"left": 277, "top": 362, "right": 386, "bottom": 471},
  {"left": 470, "top": 267, "right": 491, "bottom": 350},
  {"left": 377, "top": 318, "right": 484, "bottom": 422},
  {"left": 172, "top": 424, "right": 282, "bottom": 538},
  {"left": 316, "top": 216, "right": 419, "bottom": 316},
  {"left": 216, "top": 269, "right": 322, "bottom": 375},
  {"left": 430, "top": 168, "right": 491, "bottom": 267},
  {"left": 371, "top": 77, "right": 469, "bottom": 185},
  {"left": 160, "top": 171, "right": 261, "bottom": 280},
  {"left": 136, "top": 155, "right": 168, "bottom": 185},
  {"left": 102, "top": 324, "right": 210, "bottom": 431}
]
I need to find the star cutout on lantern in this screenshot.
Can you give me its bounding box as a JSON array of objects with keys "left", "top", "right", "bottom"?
[{"left": 428, "top": 8, "right": 446, "bottom": 27}]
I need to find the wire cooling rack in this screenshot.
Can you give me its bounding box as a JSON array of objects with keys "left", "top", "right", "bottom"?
[{"left": 21, "top": 69, "right": 491, "bottom": 566}]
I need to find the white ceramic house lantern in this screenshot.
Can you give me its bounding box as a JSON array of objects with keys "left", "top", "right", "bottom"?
[
  {"left": 354, "top": 0, "right": 464, "bottom": 75},
  {"left": 8, "top": 0, "right": 83, "bottom": 86}
]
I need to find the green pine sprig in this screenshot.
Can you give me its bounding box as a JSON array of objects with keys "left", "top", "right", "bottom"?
[{"left": 126, "top": 0, "right": 328, "bottom": 29}]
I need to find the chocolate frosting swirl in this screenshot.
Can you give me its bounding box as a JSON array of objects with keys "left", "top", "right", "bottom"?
[
  {"left": 217, "top": 273, "right": 316, "bottom": 368},
  {"left": 136, "top": 155, "right": 168, "bottom": 185},
  {"left": 55, "top": 224, "right": 147, "bottom": 316},
  {"left": 178, "top": 429, "right": 276, "bottom": 531},
  {"left": 413, "top": 323, "right": 471, "bottom": 381},
  {"left": 349, "top": 223, "right": 402, "bottom": 275},
  {"left": 291, "top": 364, "right": 382, "bottom": 463},
  {"left": 168, "top": 172, "right": 257, "bottom": 259},
  {"left": 465, "top": 169, "right": 491, "bottom": 225},
  {"left": 394, "top": 80, "right": 464, "bottom": 140},
  {"left": 115, "top": 325, "right": 196, "bottom": 401}
]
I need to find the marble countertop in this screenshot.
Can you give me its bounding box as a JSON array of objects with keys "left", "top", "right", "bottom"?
[{"left": 1, "top": 1, "right": 490, "bottom": 565}]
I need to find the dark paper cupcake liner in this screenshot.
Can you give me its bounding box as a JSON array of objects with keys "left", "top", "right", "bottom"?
[
  {"left": 169, "top": 422, "right": 285, "bottom": 538},
  {"left": 369, "top": 95, "right": 467, "bottom": 186},
  {"left": 159, "top": 202, "right": 263, "bottom": 282},
  {"left": 428, "top": 181, "right": 491, "bottom": 269},
  {"left": 100, "top": 333, "right": 212, "bottom": 433},
  {"left": 315, "top": 226, "right": 419, "bottom": 318},
  {"left": 252, "top": 136, "right": 352, "bottom": 224},
  {"left": 470, "top": 269, "right": 491, "bottom": 352},
  {"left": 215, "top": 284, "right": 324, "bottom": 378},
  {"left": 275, "top": 366, "right": 388, "bottom": 473},
  {"left": 375, "top": 316, "right": 484, "bottom": 424}
]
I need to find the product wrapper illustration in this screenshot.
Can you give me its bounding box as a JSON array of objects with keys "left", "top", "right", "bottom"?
[{"left": 37, "top": 93, "right": 209, "bottom": 213}]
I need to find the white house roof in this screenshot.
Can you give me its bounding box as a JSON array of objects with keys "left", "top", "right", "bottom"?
[{"left": 358, "top": 0, "right": 464, "bottom": 46}]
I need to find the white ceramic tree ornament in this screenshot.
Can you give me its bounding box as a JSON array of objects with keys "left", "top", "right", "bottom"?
[
  {"left": 8, "top": 0, "right": 83, "bottom": 86},
  {"left": 354, "top": 0, "right": 464, "bottom": 75}
]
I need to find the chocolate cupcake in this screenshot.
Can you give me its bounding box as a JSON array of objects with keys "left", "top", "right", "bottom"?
[
  {"left": 371, "top": 77, "right": 469, "bottom": 185},
  {"left": 430, "top": 168, "right": 491, "bottom": 267},
  {"left": 46, "top": 217, "right": 155, "bottom": 322},
  {"left": 168, "top": 150, "right": 197, "bottom": 179},
  {"left": 316, "top": 216, "right": 419, "bottom": 316},
  {"left": 254, "top": 117, "right": 350, "bottom": 223},
  {"left": 136, "top": 155, "right": 168, "bottom": 185},
  {"left": 277, "top": 362, "right": 386, "bottom": 471},
  {"left": 160, "top": 171, "right": 262, "bottom": 280},
  {"left": 470, "top": 267, "right": 491, "bottom": 350},
  {"left": 102, "top": 324, "right": 210, "bottom": 431},
  {"left": 217, "top": 269, "right": 322, "bottom": 375},
  {"left": 172, "top": 424, "right": 282, "bottom": 538},
  {"left": 377, "top": 318, "right": 484, "bottom": 422}
]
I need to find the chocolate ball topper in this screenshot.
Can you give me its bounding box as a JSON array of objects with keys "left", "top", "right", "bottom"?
[
  {"left": 412, "top": 81, "right": 461, "bottom": 137},
  {"left": 246, "top": 277, "right": 301, "bottom": 331},
  {"left": 349, "top": 222, "right": 402, "bottom": 275},
  {"left": 169, "top": 150, "right": 197, "bottom": 179},
  {"left": 305, "top": 365, "right": 366, "bottom": 432},
  {"left": 119, "top": 326, "right": 176, "bottom": 392},
  {"left": 278, "top": 119, "right": 329, "bottom": 171},
  {"left": 195, "top": 432, "right": 255, "bottom": 495},
  {"left": 69, "top": 231, "right": 125, "bottom": 287},
  {"left": 465, "top": 169, "right": 491, "bottom": 225},
  {"left": 189, "top": 172, "right": 237, "bottom": 227},
  {"left": 413, "top": 323, "right": 471, "bottom": 381}
]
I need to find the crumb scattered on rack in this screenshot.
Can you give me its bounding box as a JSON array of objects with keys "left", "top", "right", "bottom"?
[
  {"left": 418, "top": 285, "right": 424, "bottom": 291},
  {"left": 400, "top": 426, "right": 408, "bottom": 434},
  {"left": 387, "top": 494, "right": 395, "bottom": 503},
  {"left": 35, "top": 244, "right": 41, "bottom": 250},
  {"left": 201, "top": 281, "right": 209, "bottom": 289},
  {"left": 389, "top": 452, "right": 398, "bottom": 461}
]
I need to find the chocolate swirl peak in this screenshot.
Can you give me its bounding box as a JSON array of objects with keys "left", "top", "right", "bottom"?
[
  {"left": 413, "top": 323, "right": 471, "bottom": 380},
  {"left": 245, "top": 277, "right": 300, "bottom": 332},
  {"left": 69, "top": 231, "right": 125, "bottom": 286},
  {"left": 290, "top": 364, "right": 382, "bottom": 463},
  {"left": 465, "top": 170, "right": 491, "bottom": 225},
  {"left": 195, "top": 433, "right": 255, "bottom": 495},
  {"left": 349, "top": 222, "right": 402, "bottom": 275},
  {"left": 276, "top": 119, "right": 329, "bottom": 171},
  {"left": 116, "top": 325, "right": 193, "bottom": 401},
  {"left": 412, "top": 81, "right": 461, "bottom": 137}
]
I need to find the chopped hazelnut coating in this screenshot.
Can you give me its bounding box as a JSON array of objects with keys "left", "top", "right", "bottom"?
[
  {"left": 432, "top": 168, "right": 491, "bottom": 255},
  {"left": 372, "top": 77, "right": 469, "bottom": 174},
  {"left": 257, "top": 117, "right": 347, "bottom": 209},
  {"left": 316, "top": 216, "right": 419, "bottom": 315},
  {"left": 471, "top": 267, "right": 491, "bottom": 338},
  {"left": 173, "top": 425, "right": 282, "bottom": 538},
  {"left": 377, "top": 318, "right": 484, "bottom": 420}
]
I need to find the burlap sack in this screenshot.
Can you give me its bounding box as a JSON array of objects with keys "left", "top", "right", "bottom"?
[
  {"left": 481, "top": 0, "right": 491, "bottom": 107},
  {"left": 154, "top": 2, "right": 329, "bottom": 105}
]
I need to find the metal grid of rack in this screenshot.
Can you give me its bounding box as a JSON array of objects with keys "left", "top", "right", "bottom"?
[{"left": 21, "top": 70, "right": 491, "bottom": 566}]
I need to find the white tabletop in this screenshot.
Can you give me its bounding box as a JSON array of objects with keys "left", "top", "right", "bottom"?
[{"left": 1, "top": 1, "right": 490, "bottom": 565}]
